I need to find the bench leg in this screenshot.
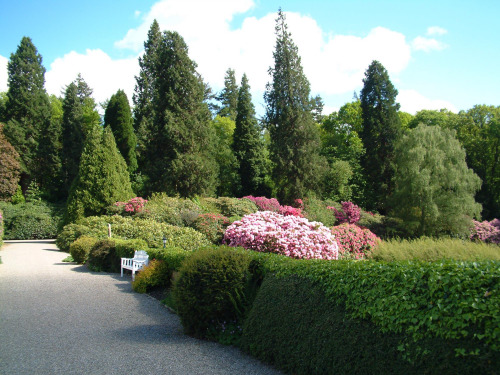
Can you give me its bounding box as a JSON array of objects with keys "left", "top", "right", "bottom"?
[
  {"left": 121, "top": 266, "right": 123, "bottom": 277},
  {"left": 132, "top": 270, "right": 135, "bottom": 281}
]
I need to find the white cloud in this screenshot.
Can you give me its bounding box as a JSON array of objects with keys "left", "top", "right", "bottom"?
[
  {"left": 398, "top": 89, "right": 456, "bottom": 114},
  {"left": 411, "top": 36, "right": 447, "bottom": 52},
  {"left": 45, "top": 49, "right": 138, "bottom": 107},
  {"left": 0, "top": 55, "right": 8, "bottom": 92},
  {"left": 427, "top": 26, "right": 447, "bottom": 36},
  {"left": 134, "top": 10, "right": 141, "bottom": 18},
  {"left": 115, "top": 0, "right": 412, "bottom": 105}
]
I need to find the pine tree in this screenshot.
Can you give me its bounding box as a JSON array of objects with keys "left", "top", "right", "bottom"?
[
  {"left": 360, "top": 60, "right": 402, "bottom": 213},
  {"left": 133, "top": 20, "right": 162, "bottom": 167},
  {"left": 216, "top": 68, "right": 239, "bottom": 120},
  {"left": 0, "top": 123, "right": 21, "bottom": 200},
  {"left": 65, "top": 127, "right": 134, "bottom": 223},
  {"left": 144, "top": 29, "right": 218, "bottom": 197},
  {"left": 265, "top": 9, "right": 327, "bottom": 203},
  {"left": 104, "top": 89, "right": 137, "bottom": 174},
  {"left": 4, "top": 36, "right": 51, "bottom": 189},
  {"left": 233, "top": 74, "right": 269, "bottom": 196},
  {"left": 390, "top": 124, "right": 481, "bottom": 237},
  {"left": 61, "top": 75, "right": 99, "bottom": 195}
]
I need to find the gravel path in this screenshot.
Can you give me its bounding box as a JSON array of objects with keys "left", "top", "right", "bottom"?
[{"left": 0, "top": 241, "right": 281, "bottom": 375}]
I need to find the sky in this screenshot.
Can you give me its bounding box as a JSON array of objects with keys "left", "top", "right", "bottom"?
[{"left": 1, "top": 0, "right": 499, "bottom": 116}]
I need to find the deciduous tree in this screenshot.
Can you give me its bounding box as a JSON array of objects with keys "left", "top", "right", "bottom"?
[{"left": 0, "top": 123, "right": 21, "bottom": 200}]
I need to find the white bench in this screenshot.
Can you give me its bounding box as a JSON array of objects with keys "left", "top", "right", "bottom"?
[{"left": 121, "top": 250, "right": 149, "bottom": 281}]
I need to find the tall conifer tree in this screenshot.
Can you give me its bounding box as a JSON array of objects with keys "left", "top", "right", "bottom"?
[
  {"left": 360, "top": 60, "right": 402, "bottom": 213},
  {"left": 4, "top": 36, "right": 51, "bottom": 189},
  {"left": 216, "top": 68, "right": 239, "bottom": 120},
  {"left": 104, "top": 89, "right": 137, "bottom": 174},
  {"left": 265, "top": 9, "right": 327, "bottom": 203},
  {"left": 144, "top": 30, "right": 218, "bottom": 196},
  {"left": 233, "top": 74, "right": 269, "bottom": 196}
]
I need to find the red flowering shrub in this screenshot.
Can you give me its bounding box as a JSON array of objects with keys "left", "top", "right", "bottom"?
[
  {"left": 330, "top": 223, "right": 380, "bottom": 259},
  {"left": 470, "top": 219, "right": 500, "bottom": 244},
  {"left": 328, "top": 201, "right": 361, "bottom": 224},
  {"left": 278, "top": 205, "right": 304, "bottom": 217},
  {"left": 242, "top": 196, "right": 281, "bottom": 212},
  {"left": 114, "top": 197, "right": 148, "bottom": 215},
  {"left": 193, "top": 213, "right": 231, "bottom": 244}
]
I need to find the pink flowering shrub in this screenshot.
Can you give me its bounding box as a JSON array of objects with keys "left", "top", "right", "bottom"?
[
  {"left": 330, "top": 223, "right": 380, "bottom": 259},
  {"left": 278, "top": 205, "right": 304, "bottom": 217},
  {"left": 328, "top": 201, "right": 361, "bottom": 224},
  {"left": 242, "top": 196, "right": 281, "bottom": 212},
  {"left": 193, "top": 213, "right": 231, "bottom": 244},
  {"left": 470, "top": 219, "right": 500, "bottom": 244},
  {"left": 224, "top": 211, "right": 339, "bottom": 260},
  {"left": 114, "top": 197, "right": 148, "bottom": 215}
]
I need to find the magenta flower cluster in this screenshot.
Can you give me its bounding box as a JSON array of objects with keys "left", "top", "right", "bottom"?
[
  {"left": 224, "top": 211, "right": 339, "bottom": 260},
  {"left": 115, "top": 197, "right": 148, "bottom": 214},
  {"left": 470, "top": 219, "right": 500, "bottom": 244},
  {"left": 328, "top": 201, "right": 361, "bottom": 224},
  {"left": 330, "top": 223, "right": 380, "bottom": 259},
  {"left": 243, "top": 196, "right": 304, "bottom": 217}
]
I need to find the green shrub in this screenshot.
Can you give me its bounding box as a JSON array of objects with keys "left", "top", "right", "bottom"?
[
  {"left": 240, "top": 258, "right": 500, "bottom": 373},
  {"left": 138, "top": 193, "right": 202, "bottom": 226},
  {"left": 114, "top": 238, "right": 148, "bottom": 258},
  {"left": 87, "top": 239, "right": 120, "bottom": 272},
  {"left": 214, "top": 197, "right": 258, "bottom": 218},
  {"left": 69, "top": 235, "right": 98, "bottom": 264},
  {"left": 172, "top": 246, "right": 253, "bottom": 343},
  {"left": 191, "top": 213, "right": 230, "bottom": 244},
  {"left": 369, "top": 237, "right": 500, "bottom": 262},
  {"left": 56, "top": 224, "right": 93, "bottom": 252},
  {"left": 302, "top": 197, "right": 339, "bottom": 227},
  {"left": 0, "top": 201, "right": 62, "bottom": 240},
  {"left": 0, "top": 208, "right": 3, "bottom": 248},
  {"left": 132, "top": 259, "right": 171, "bottom": 293}
]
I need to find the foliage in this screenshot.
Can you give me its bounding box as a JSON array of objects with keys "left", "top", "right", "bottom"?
[
  {"left": 470, "top": 219, "right": 500, "bottom": 244},
  {"left": 369, "top": 237, "right": 500, "bottom": 262},
  {"left": 360, "top": 60, "right": 402, "bottom": 213},
  {"left": 265, "top": 10, "right": 327, "bottom": 204},
  {"left": 209, "top": 197, "right": 258, "bottom": 218},
  {"left": 390, "top": 124, "right": 481, "bottom": 237},
  {"left": 4, "top": 36, "right": 51, "bottom": 188},
  {"left": 0, "top": 209, "right": 3, "bottom": 247},
  {"left": 141, "top": 28, "right": 218, "bottom": 197},
  {"left": 192, "top": 213, "right": 230, "bottom": 244},
  {"left": 224, "top": 211, "right": 339, "bottom": 260},
  {"left": 242, "top": 259, "right": 500, "bottom": 374},
  {"left": 233, "top": 74, "right": 270, "bottom": 197},
  {"left": 11, "top": 185, "right": 25, "bottom": 204},
  {"left": 329, "top": 201, "right": 361, "bottom": 224},
  {"left": 113, "top": 197, "right": 148, "bottom": 215},
  {"left": 0, "top": 201, "right": 62, "bottom": 240},
  {"left": 301, "top": 197, "right": 340, "bottom": 227},
  {"left": 104, "top": 89, "right": 138, "bottom": 174},
  {"left": 322, "top": 159, "right": 353, "bottom": 202},
  {"left": 330, "top": 223, "right": 380, "bottom": 259},
  {"left": 138, "top": 193, "right": 202, "bottom": 226},
  {"left": 69, "top": 235, "right": 98, "bottom": 264},
  {"left": 56, "top": 223, "right": 94, "bottom": 252},
  {"left": 0, "top": 123, "right": 21, "bottom": 201},
  {"left": 172, "top": 246, "right": 253, "bottom": 342},
  {"left": 65, "top": 126, "right": 134, "bottom": 223},
  {"left": 215, "top": 68, "right": 239, "bottom": 120},
  {"left": 242, "top": 196, "right": 281, "bottom": 212},
  {"left": 87, "top": 239, "right": 120, "bottom": 272},
  {"left": 132, "top": 259, "right": 171, "bottom": 293}
]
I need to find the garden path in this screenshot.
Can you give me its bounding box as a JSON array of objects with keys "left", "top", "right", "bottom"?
[{"left": 0, "top": 240, "right": 281, "bottom": 375}]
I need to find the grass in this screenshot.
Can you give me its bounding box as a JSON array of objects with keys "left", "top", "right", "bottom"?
[{"left": 368, "top": 237, "right": 500, "bottom": 262}]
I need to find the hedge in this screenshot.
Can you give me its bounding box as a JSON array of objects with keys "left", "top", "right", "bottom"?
[{"left": 0, "top": 208, "right": 3, "bottom": 248}]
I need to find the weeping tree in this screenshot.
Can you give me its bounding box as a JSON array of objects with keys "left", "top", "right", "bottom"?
[
  {"left": 390, "top": 124, "right": 481, "bottom": 237},
  {"left": 265, "top": 9, "right": 327, "bottom": 204}
]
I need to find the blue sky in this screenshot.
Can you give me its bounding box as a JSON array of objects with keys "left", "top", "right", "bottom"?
[{"left": 1, "top": 0, "right": 499, "bottom": 116}]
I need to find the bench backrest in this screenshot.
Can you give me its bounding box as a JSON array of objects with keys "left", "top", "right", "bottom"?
[{"left": 134, "top": 250, "right": 149, "bottom": 261}]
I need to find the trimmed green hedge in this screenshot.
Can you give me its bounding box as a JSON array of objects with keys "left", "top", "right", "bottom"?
[{"left": 0, "top": 208, "right": 3, "bottom": 248}]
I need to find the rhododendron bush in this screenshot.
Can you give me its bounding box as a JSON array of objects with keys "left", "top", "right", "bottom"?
[
  {"left": 224, "top": 211, "right": 338, "bottom": 260},
  {"left": 331, "top": 223, "right": 380, "bottom": 259},
  {"left": 242, "top": 196, "right": 281, "bottom": 212},
  {"left": 328, "top": 201, "right": 361, "bottom": 224},
  {"left": 470, "top": 219, "right": 500, "bottom": 244}
]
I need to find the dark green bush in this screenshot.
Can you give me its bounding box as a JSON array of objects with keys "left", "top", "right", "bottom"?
[
  {"left": 69, "top": 235, "right": 98, "bottom": 264},
  {"left": 172, "top": 246, "right": 254, "bottom": 343},
  {"left": 132, "top": 259, "right": 171, "bottom": 293},
  {"left": 87, "top": 239, "right": 120, "bottom": 272},
  {"left": 0, "top": 201, "right": 62, "bottom": 240},
  {"left": 241, "top": 258, "right": 499, "bottom": 374}
]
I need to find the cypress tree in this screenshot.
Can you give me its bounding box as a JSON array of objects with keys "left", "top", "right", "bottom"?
[
  {"left": 265, "top": 9, "right": 327, "bottom": 203},
  {"left": 233, "top": 74, "right": 269, "bottom": 196},
  {"left": 360, "top": 60, "right": 402, "bottom": 213},
  {"left": 61, "top": 75, "right": 99, "bottom": 195},
  {"left": 65, "top": 127, "right": 134, "bottom": 223},
  {"left": 133, "top": 19, "right": 162, "bottom": 167},
  {"left": 4, "top": 36, "right": 51, "bottom": 189},
  {"left": 104, "top": 89, "right": 137, "bottom": 174},
  {"left": 145, "top": 30, "right": 218, "bottom": 197},
  {"left": 216, "top": 68, "right": 239, "bottom": 120}
]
